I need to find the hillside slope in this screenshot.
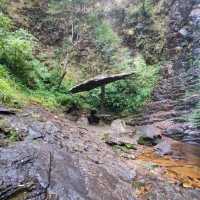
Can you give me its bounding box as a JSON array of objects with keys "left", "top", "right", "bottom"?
[
  {"left": 0, "top": 1, "right": 200, "bottom": 199},
  {"left": 128, "top": 0, "right": 200, "bottom": 145}
]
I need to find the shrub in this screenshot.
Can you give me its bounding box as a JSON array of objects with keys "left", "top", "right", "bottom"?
[
  {"left": 94, "top": 21, "right": 121, "bottom": 67},
  {"left": 0, "top": 28, "right": 41, "bottom": 87},
  {"left": 0, "top": 0, "right": 7, "bottom": 12},
  {"left": 0, "top": 4, "right": 160, "bottom": 114},
  {"left": 86, "top": 54, "right": 159, "bottom": 113},
  {"left": 0, "top": 13, "right": 46, "bottom": 88},
  {"left": 127, "top": 0, "right": 154, "bottom": 18},
  {"left": 0, "top": 12, "right": 82, "bottom": 109},
  {"left": 0, "top": 12, "right": 12, "bottom": 30},
  {"left": 0, "top": 64, "right": 25, "bottom": 106}
]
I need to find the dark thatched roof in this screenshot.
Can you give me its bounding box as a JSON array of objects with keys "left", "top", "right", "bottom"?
[{"left": 69, "top": 72, "right": 134, "bottom": 93}]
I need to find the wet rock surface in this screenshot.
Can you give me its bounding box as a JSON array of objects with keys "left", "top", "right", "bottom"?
[
  {"left": 105, "top": 119, "right": 136, "bottom": 147},
  {"left": 0, "top": 143, "right": 135, "bottom": 200},
  {"left": 0, "top": 106, "right": 16, "bottom": 115},
  {"left": 154, "top": 141, "right": 172, "bottom": 156},
  {"left": 0, "top": 107, "right": 136, "bottom": 200},
  {"left": 0, "top": 106, "right": 200, "bottom": 200}
]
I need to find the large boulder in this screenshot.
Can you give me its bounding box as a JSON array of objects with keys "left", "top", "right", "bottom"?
[
  {"left": 111, "top": 119, "right": 127, "bottom": 134},
  {"left": 154, "top": 140, "right": 172, "bottom": 156},
  {"left": 105, "top": 119, "right": 136, "bottom": 148},
  {"left": 0, "top": 142, "right": 136, "bottom": 200},
  {"left": 136, "top": 125, "right": 162, "bottom": 146}
]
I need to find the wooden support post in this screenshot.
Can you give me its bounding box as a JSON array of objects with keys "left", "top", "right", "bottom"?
[{"left": 100, "top": 85, "right": 105, "bottom": 113}]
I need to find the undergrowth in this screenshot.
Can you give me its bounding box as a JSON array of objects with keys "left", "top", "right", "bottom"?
[
  {"left": 86, "top": 55, "right": 159, "bottom": 113},
  {"left": 0, "top": 11, "right": 79, "bottom": 109},
  {"left": 0, "top": 64, "right": 76, "bottom": 109},
  {"left": 0, "top": 1, "right": 160, "bottom": 113}
]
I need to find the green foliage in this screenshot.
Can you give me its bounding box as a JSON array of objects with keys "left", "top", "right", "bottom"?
[
  {"left": 0, "top": 13, "right": 12, "bottom": 53},
  {"left": 0, "top": 119, "right": 20, "bottom": 142},
  {"left": 48, "top": 0, "right": 159, "bottom": 114},
  {"left": 95, "top": 21, "right": 120, "bottom": 48},
  {"left": 0, "top": 64, "right": 25, "bottom": 106},
  {"left": 0, "top": 12, "right": 12, "bottom": 30},
  {"left": 0, "top": 13, "right": 45, "bottom": 88},
  {"left": 0, "top": 26, "right": 41, "bottom": 87},
  {"left": 112, "top": 143, "right": 137, "bottom": 153},
  {"left": 141, "top": 0, "right": 154, "bottom": 17},
  {"left": 0, "top": 63, "right": 80, "bottom": 108},
  {"left": 128, "top": 0, "right": 154, "bottom": 18},
  {"left": 124, "top": 1, "right": 167, "bottom": 64},
  {"left": 94, "top": 21, "right": 121, "bottom": 67},
  {"left": 87, "top": 55, "right": 159, "bottom": 113},
  {"left": 0, "top": 3, "right": 160, "bottom": 114},
  {"left": 0, "top": 12, "right": 81, "bottom": 109},
  {"left": 89, "top": 16, "right": 135, "bottom": 73},
  {"left": 132, "top": 181, "right": 145, "bottom": 189},
  {"left": 0, "top": 62, "right": 84, "bottom": 109},
  {"left": 0, "top": 0, "right": 7, "bottom": 11},
  {"left": 0, "top": 13, "right": 57, "bottom": 90},
  {"left": 188, "top": 102, "right": 200, "bottom": 128},
  {"left": 8, "top": 130, "right": 20, "bottom": 142}
]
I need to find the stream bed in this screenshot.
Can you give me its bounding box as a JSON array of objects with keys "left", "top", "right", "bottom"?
[{"left": 138, "top": 141, "right": 200, "bottom": 189}]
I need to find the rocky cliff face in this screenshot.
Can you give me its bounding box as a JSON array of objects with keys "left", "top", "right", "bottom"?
[{"left": 129, "top": 0, "right": 200, "bottom": 145}]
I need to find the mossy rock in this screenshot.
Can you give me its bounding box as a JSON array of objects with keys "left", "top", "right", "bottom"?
[
  {"left": 0, "top": 119, "right": 21, "bottom": 142},
  {"left": 0, "top": 119, "right": 11, "bottom": 133},
  {"left": 112, "top": 143, "right": 137, "bottom": 153},
  {"left": 138, "top": 136, "right": 161, "bottom": 146},
  {"left": 124, "top": 143, "right": 137, "bottom": 150},
  {"left": 7, "top": 130, "right": 20, "bottom": 142},
  {"left": 132, "top": 181, "right": 145, "bottom": 189}
]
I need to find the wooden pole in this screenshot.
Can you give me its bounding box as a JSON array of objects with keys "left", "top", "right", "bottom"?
[{"left": 100, "top": 85, "right": 105, "bottom": 113}]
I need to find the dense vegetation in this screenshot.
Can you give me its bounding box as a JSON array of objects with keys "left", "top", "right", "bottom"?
[{"left": 0, "top": 0, "right": 160, "bottom": 113}]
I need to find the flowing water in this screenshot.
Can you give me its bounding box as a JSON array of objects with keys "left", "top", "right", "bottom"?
[{"left": 138, "top": 141, "right": 200, "bottom": 189}]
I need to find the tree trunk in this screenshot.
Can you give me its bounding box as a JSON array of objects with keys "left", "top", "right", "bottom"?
[{"left": 57, "top": 54, "right": 68, "bottom": 89}]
